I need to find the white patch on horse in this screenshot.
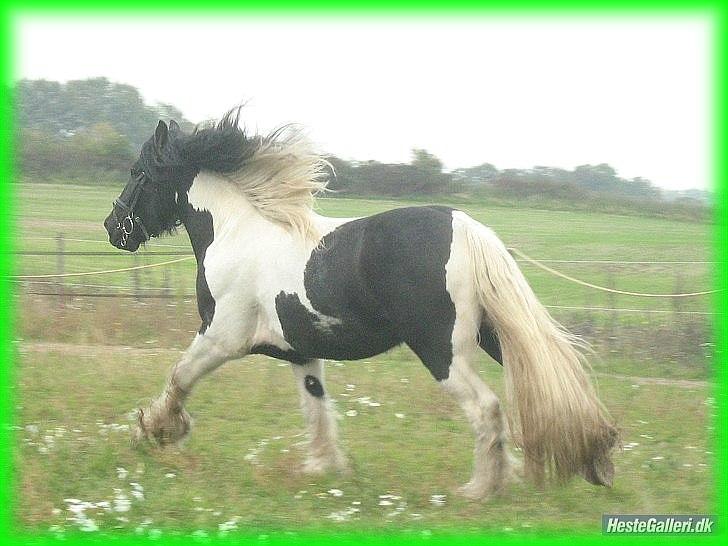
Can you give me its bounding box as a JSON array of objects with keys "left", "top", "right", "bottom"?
[
  {"left": 187, "top": 172, "right": 344, "bottom": 348},
  {"left": 441, "top": 211, "right": 509, "bottom": 499},
  {"left": 291, "top": 360, "right": 347, "bottom": 473}
]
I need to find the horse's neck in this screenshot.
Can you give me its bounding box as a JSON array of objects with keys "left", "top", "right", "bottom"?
[{"left": 181, "top": 172, "right": 339, "bottom": 264}]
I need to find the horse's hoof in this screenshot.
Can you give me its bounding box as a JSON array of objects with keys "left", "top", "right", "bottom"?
[
  {"left": 582, "top": 457, "right": 614, "bottom": 487},
  {"left": 130, "top": 408, "right": 150, "bottom": 447},
  {"left": 301, "top": 452, "right": 349, "bottom": 475},
  {"left": 456, "top": 482, "right": 489, "bottom": 501},
  {"left": 506, "top": 453, "right": 524, "bottom": 483},
  {"left": 455, "top": 480, "right": 505, "bottom": 501},
  {"left": 301, "top": 459, "right": 328, "bottom": 475},
  {"left": 132, "top": 406, "right": 192, "bottom": 448}
]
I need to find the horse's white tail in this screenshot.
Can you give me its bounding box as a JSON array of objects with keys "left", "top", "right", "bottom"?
[{"left": 457, "top": 212, "right": 618, "bottom": 486}]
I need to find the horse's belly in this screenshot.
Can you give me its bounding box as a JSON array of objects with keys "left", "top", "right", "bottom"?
[{"left": 274, "top": 291, "right": 398, "bottom": 361}]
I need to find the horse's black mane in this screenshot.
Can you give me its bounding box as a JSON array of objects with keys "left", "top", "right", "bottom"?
[
  {"left": 180, "top": 107, "right": 261, "bottom": 174},
  {"left": 141, "top": 107, "right": 261, "bottom": 177},
  {"left": 133, "top": 106, "right": 324, "bottom": 239}
]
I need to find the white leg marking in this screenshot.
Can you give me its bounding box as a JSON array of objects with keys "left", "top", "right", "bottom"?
[
  {"left": 441, "top": 356, "right": 508, "bottom": 499},
  {"left": 291, "top": 360, "right": 347, "bottom": 474},
  {"left": 443, "top": 214, "right": 508, "bottom": 499},
  {"left": 134, "top": 334, "right": 232, "bottom": 446}
]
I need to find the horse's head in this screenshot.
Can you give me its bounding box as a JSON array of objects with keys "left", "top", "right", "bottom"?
[{"left": 104, "top": 120, "right": 190, "bottom": 252}]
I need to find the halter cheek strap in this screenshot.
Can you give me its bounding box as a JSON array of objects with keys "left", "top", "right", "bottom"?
[{"left": 113, "top": 172, "right": 151, "bottom": 247}]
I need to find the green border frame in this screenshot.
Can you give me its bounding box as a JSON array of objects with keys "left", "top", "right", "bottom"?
[{"left": 1, "top": 2, "right": 725, "bottom": 544}]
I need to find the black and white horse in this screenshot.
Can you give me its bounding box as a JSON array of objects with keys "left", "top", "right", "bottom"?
[{"left": 104, "top": 110, "right": 617, "bottom": 499}]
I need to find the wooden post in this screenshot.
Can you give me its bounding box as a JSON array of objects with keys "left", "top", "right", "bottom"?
[
  {"left": 133, "top": 253, "right": 141, "bottom": 303},
  {"left": 162, "top": 263, "right": 171, "bottom": 321},
  {"left": 163, "top": 264, "right": 171, "bottom": 298},
  {"left": 606, "top": 266, "right": 617, "bottom": 354},
  {"left": 56, "top": 233, "right": 65, "bottom": 308},
  {"left": 583, "top": 285, "right": 594, "bottom": 341},
  {"left": 672, "top": 271, "right": 685, "bottom": 360}
]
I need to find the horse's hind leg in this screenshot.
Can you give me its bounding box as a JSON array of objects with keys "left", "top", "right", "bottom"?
[
  {"left": 441, "top": 354, "right": 508, "bottom": 499},
  {"left": 291, "top": 359, "right": 347, "bottom": 474},
  {"left": 408, "top": 337, "right": 508, "bottom": 500}
]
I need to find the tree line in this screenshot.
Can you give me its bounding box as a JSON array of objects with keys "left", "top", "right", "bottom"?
[
  {"left": 328, "top": 155, "right": 664, "bottom": 200},
  {"left": 16, "top": 78, "right": 193, "bottom": 183},
  {"left": 14, "top": 78, "right": 709, "bottom": 219}
]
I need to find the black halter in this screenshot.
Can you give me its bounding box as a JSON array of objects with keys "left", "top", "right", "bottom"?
[{"left": 113, "top": 171, "right": 151, "bottom": 247}]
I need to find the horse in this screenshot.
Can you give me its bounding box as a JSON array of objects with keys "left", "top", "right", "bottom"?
[{"left": 103, "top": 109, "right": 618, "bottom": 500}]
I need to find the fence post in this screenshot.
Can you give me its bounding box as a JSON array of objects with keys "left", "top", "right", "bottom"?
[
  {"left": 56, "top": 233, "right": 65, "bottom": 308},
  {"left": 162, "top": 263, "right": 172, "bottom": 320},
  {"left": 162, "top": 265, "right": 171, "bottom": 298},
  {"left": 582, "top": 285, "right": 594, "bottom": 340},
  {"left": 606, "top": 266, "right": 617, "bottom": 354},
  {"left": 133, "top": 253, "right": 141, "bottom": 303},
  {"left": 672, "top": 271, "right": 686, "bottom": 360}
]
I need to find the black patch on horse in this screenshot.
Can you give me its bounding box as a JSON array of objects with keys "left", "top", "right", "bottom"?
[
  {"left": 177, "top": 198, "right": 216, "bottom": 334},
  {"left": 276, "top": 206, "right": 457, "bottom": 380},
  {"left": 304, "top": 375, "right": 324, "bottom": 398},
  {"left": 250, "top": 344, "right": 309, "bottom": 365},
  {"left": 275, "top": 291, "right": 399, "bottom": 361},
  {"left": 479, "top": 315, "right": 503, "bottom": 365}
]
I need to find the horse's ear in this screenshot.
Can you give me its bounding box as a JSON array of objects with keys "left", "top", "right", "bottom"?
[
  {"left": 154, "top": 120, "right": 169, "bottom": 153},
  {"left": 169, "top": 120, "right": 181, "bottom": 136}
]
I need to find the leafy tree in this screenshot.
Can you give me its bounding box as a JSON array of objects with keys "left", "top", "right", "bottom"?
[
  {"left": 452, "top": 163, "right": 499, "bottom": 187},
  {"left": 411, "top": 149, "right": 443, "bottom": 174},
  {"left": 71, "top": 123, "right": 134, "bottom": 170},
  {"left": 16, "top": 77, "right": 193, "bottom": 150}
]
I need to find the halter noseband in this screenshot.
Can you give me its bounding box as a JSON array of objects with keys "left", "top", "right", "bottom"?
[{"left": 113, "top": 171, "right": 151, "bottom": 247}]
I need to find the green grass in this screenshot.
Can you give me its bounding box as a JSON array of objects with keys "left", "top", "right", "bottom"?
[
  {"left": 14, "top": 345, "right": 714, "bottom": 538},
  {"left": 11, "top": 181, "right": 717, "bottom": 537}
]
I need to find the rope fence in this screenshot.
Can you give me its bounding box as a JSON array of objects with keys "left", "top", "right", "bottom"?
[
  {"left": 9, "top": 256, "right": 194, "bottom": 279},
  {"left": 7, "top": 237, "right": 721, "bottom": 315},
  {"left": 9, "top": 251, "right": 192, "bottom": 256},
  {"left": 8, "top": 246, "right": 719, "bottom": 297},
  {"left": 10, "top": 244, "right": 720, "bottom": 264},
  {"left": 15, "top": 284, "right": 718, "bottom": 314},
  {"left": 506, "top": 247, "right": 722, "bottom": 298},
  {"left": 19, "top": 236, "right": 191, "bottom": 249},
  {"left": 11, "top": 235, "right": 715, "bottom": 368},
  {"left": 544, "top": 305, "right": 719, "bottom": 316}
]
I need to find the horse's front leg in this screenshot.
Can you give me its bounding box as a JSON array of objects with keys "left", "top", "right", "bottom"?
[
  {"left": 133, "top": 334, "right": 232, "bottom": 446},
  {"left": 291, "top": 359, "right": 348, "bottom": 474}
]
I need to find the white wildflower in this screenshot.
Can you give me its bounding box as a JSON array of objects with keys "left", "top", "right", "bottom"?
[{"left": 429, "top": 494, "right": 446, "bottom": 506}]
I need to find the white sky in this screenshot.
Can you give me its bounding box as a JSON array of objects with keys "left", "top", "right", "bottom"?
[{"left": 15, "top": 15, "right": 713, "bottom": 191}]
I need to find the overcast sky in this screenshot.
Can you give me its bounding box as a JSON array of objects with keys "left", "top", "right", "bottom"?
[{"left": 15, "top": 15, "right": 712, "bottom": 191}]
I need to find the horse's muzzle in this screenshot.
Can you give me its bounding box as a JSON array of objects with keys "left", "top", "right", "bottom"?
[{"left": 104, "top": 211, "right": 141, "bottom": 252}]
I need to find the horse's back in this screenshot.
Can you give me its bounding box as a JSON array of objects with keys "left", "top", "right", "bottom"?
[{"left": 311, "top": 205, "right": 457, "bottom": 323}]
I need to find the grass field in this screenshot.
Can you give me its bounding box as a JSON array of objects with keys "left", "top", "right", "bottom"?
[{"left": 10, "top": 182, "right": 718, "bottom": 539}]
